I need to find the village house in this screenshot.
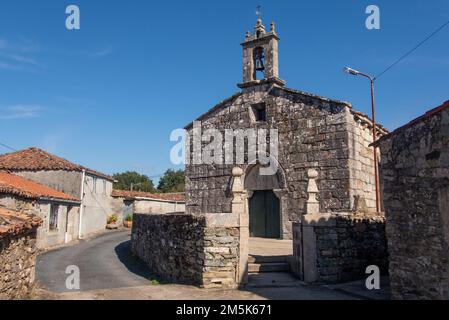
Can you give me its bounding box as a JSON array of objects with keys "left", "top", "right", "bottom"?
[
  {"left": 374, "top": 100, "right": 449, "bottom": 300},
  {"left": 0, "top": 171, "right": 80, "bottom": 249},
  {"left": 0, "top": 147, "right": 115, "bottom": 238},
  {"left": 111, "top": 190, "right": 185, "bottom": 220},
  {"left": 132, "top": 18, "right": 389, "bottom": 289},
  {"left": 0, "top": 207, "right": 42, "bottom": 299}
]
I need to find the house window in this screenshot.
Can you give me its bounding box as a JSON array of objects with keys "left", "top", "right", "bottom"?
[
  {"left": 103, "top": 180, "right": 107, "bottom": 195},
  {"left": 252, "top": 103, "right": 267, "bottom": 122},
  {"left": 93, "top": 177, "right": 97, "bottom": 193},
  {"left": 49, "top": 204, "right": 59, "bottom": 231}
]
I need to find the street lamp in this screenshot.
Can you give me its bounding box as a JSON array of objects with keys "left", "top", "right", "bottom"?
[{"left": 344, "top": 67, "right": 381, "bottom": 213}]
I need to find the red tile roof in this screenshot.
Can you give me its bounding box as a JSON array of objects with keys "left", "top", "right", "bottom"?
[
  {"left": 0, "top": 171, "right": 79, "bottom": 202},
  {"left": 0, "top": 147, "right": 114, "bottom": 181},
  {"left": 111, "top": 190, "right": 186, "bottom": 202},
  {"left": 372, "top": 100, "right": 449, "bottom": 146},
  {"left": 0, "top": 207, "right": 42, "bottom": 237}
]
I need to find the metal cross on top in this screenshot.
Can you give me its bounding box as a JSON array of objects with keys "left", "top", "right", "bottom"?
[{"left": 256, "top": 5, "right": 262, "bottom": 20}]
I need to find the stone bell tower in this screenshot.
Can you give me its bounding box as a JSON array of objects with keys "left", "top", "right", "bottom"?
[{"left": 238, "top": 18, "right": 285, "bottom": 88}]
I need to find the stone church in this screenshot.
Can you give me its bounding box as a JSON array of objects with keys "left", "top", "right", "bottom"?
[{"left": 185, "top": 18, "right": 387, "bottom": 240}]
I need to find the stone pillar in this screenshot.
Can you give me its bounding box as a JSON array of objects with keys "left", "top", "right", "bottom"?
[
  {"left": 306, "top": 169, "right": 319, "bottom": 214},
  {"left": 231, "top": 167, "right": 248, "bottom": 285},
  {"left": 297, "top": 168, "right": 321, "bottom": 282}
]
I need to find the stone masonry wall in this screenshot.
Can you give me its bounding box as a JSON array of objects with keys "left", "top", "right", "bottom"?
[
  {"left": 314, "top": 214, "right": 388, "bottom": 283},
  {"left": 0, "top": 229, "right": 39, "bottom": 299},
  {"left": 186, "top": 85, "right": 381, "bottom": 238},
  {"left": 293, "top": 213, "right": 388, "bottom": 283},
  {"left": 131, "top": 213, "right": 239, "bottom": 289},
  {"left": 347, "top": 114, "right": 378, "bottom": 210},
  {"left": 378, "top": 107, "right": 449, "bottom": 299}
]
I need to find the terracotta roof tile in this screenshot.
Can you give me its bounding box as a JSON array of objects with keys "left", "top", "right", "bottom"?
[
  {"left": 0, "top": 147, "right": 114, "bottom": 181},
  {"left": 111, "top": 190, "right": 185, "bottom": 202},
  {"left": 0, "top": 207, "right": 42, "bottom": 237},
  {"left": 0, "top": 171, "right": 79, "bottom": 202}
]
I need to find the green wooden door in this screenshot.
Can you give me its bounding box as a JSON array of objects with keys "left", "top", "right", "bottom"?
[{"left": 249, "top": 190, "right": 280, "bottom": 238}]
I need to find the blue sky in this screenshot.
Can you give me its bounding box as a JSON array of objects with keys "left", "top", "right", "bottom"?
[{"left": 0, "top": 0, "right": 448, "bottom": 181}]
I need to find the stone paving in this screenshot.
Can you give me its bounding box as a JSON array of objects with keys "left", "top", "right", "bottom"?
[{"left": 249, "top": 237, "right": 292, "bottom": 257}]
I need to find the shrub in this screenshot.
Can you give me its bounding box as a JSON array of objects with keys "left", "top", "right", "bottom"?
[{"left": 107, "top": 214, "right": 118, "bottom": 224}]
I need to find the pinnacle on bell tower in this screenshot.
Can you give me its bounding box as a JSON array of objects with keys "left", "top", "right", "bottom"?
[{"left": 238, "top": 9, "right": 285, "bottom": 89}]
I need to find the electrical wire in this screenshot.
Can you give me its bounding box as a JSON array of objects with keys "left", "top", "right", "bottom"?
[
  {"left": 0, "top": 142, "right": 16, "bottom": 152},
  {"left": 375, "top": 18, "right": 449, "bottom": 80}
]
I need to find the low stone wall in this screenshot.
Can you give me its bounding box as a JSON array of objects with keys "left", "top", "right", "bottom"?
[
  {"left": 293, "top": 212, "right": 388, "bottom": 283},
  {"left": 131, "top": 213, "right": 239, "bottom": 289},
  {"left": 0, "top": 210, "right": 41, "bottom": 300}
]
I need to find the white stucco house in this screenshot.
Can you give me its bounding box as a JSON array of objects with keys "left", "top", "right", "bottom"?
[
  {"left": 0, "top": 147, "right": 115, "bottom": 238},
  {"left": 111, "top": 190, "right": 185, "bottom": 220}
]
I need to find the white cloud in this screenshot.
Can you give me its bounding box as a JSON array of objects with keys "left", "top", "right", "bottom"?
[
  {"left": 0, "top": 60, "right": 21, "bottom": 70},
  {"left": 0, "top": 38, "right": 42, "bottom": 71},
  {"left": 89, "top": 47, "right": 113, "bottom": 58},
  {"left": 0, "top": 105, "right": 43, "bottom": 120}
]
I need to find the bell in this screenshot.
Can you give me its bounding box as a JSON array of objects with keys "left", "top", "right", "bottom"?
[
  {"left": 254, "top": 48, "right": 265, "bottom": 71},
  {"left": 255, "top": 57, "right": 265, "bottom": 71}
]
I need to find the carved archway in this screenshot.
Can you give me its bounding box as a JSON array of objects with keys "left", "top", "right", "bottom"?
[{"left": 243, "top": 156, "right": 289, "bottom": 239}]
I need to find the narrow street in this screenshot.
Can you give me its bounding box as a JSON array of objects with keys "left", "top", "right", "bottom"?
[
  {"left": 35, "top": 231, "right": 385, "bottom": 300},
  {"left": 36, "top": 231, "right": 151, "bottom": 293}
]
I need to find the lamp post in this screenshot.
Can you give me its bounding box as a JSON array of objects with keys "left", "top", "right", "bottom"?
[{"left": 343, "top": 67, "right": 381, "bottom": 213}]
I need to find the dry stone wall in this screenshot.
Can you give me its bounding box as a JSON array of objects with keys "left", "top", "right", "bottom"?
[
  {"left": 292, "top": 213, "right": 388, "bottom": 283},
  {"left": 314, "top": 214, "right": 388, "bottom": 283},
  {"left": 131, "top": 213, "right": 239, "bottom": 289},
  {"left": 0, "top": 220, "right": 40, "bottom": 300}
]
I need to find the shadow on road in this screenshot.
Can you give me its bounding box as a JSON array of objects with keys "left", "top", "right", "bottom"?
[{"left": 114, "top": 240, "right": 155, "bottom": 281}]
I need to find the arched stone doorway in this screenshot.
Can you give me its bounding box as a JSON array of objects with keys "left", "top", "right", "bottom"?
[
  {"left": 230, "top": 164, "right": 290, "bottom": 285},
  {"left": 244, "top": 163, "right": 287, "bottom": 239}
]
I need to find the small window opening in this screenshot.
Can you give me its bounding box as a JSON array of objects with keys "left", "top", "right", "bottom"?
[
  {"left": 252, "top": 103, "right": 267, "bottom": 122},
  {"left": 49, "top": 204, "right": 59, "bottom": 231}
]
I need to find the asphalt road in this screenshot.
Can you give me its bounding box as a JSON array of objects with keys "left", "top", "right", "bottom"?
[
  {"left": 35, "top": 230, "right": 388, "bottom": 300},
  {"left": 36, "top": 231, "right": 152, "bottom": 293}
]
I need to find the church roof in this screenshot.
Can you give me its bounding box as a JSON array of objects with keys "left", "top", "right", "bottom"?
[
  {"left": 184, "top": 86, "right": 387, "bottom": 135},
  {"left": 185, "top": 92, "right": 242, "bottom": 130}
]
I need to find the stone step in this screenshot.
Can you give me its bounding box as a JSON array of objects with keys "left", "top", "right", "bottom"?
[
  {"left": 248, "top": 255, "right": 289, "bottom": 264},
  {"left": 248, "top": 262, "right": 290, "bottom": 273}
]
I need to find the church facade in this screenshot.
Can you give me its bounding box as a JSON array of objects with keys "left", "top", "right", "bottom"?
[{"left": 185, "top": 18, "right": 387, "bottom": 240}]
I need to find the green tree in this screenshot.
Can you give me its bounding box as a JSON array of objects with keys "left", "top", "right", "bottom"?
[
  {"left": 113, "top": 171, "right": 155, "bottom": 192},
  {"left": 157, "top": 169, "right": 185, "bottom": 193}
]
